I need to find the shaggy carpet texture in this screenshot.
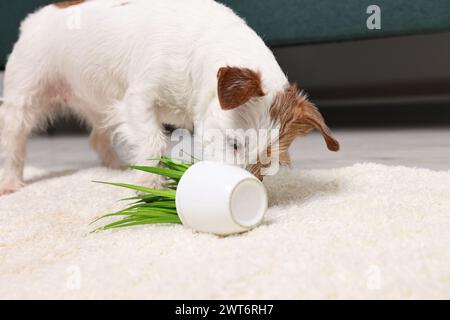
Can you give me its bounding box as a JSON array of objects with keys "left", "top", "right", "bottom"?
[{"left": 0, "top": 163, "right": 449, "bottom": 299}]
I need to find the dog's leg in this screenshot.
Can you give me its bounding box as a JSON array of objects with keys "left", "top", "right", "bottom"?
[
  {"left": 89, "top": 127, "right": 124, "bottom": 170},
  {"left": 0, "top": 101, "right": 37, "bottom": 195},
  {"left": 110, "top": 91, "right": 167, "bottom": 187}
]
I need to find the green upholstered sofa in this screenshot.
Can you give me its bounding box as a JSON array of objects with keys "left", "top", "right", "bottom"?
[
  {"left": 2, "top": 0, "right": 450, "bottom": 67},
  {"left": 222, "top": 0, "right": 450, "bottom": 45}
]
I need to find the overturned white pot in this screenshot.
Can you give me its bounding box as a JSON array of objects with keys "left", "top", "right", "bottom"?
[{"left": 176, "top": 162, "right": 268, "bottom": 236}]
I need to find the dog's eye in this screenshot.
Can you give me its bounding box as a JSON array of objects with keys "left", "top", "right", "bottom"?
[
  {"left": 228, "top": 137, "right": 242, "bottom": 152},
  {"left": 234, "top": 140, "right": 244, "bottom": 152}
]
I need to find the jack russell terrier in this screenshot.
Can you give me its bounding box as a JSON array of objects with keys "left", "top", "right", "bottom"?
[{"left": 0, "top": 0, "right": 339, "bottom": 195}]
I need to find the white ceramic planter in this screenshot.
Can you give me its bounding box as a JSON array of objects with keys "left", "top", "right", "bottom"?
[{"left": 176, "top": 162, "right": 268, "bottom": 235}]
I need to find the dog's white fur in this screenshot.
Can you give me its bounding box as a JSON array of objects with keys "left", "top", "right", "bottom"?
[{"left": 0, "top": 0, "right": 291, "bottom": 194}]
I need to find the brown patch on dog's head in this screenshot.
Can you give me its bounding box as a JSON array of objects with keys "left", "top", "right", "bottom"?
[
  {"left": 217, "top": 66, "right": 265, "bottom": 110},
  {"left": 54, "top": 0, "right": 86, "bottom": 9},
  {"left": 248, "top": 84, "right": 339, "bottom": 179}
]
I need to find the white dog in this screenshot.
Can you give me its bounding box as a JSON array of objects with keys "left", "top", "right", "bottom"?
[{"left": 0, "top": 0, "right": 339, "bottom": 195}]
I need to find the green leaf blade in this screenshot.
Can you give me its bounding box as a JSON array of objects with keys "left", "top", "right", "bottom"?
[
  {"left": 93, "top": 181, "right": 176, "bottom": 198},
  {"left": 128, "top": 166, "right": 184, "bottom": 180}
]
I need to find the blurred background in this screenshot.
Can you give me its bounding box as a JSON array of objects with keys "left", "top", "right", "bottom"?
[{"left": 1, "top": 0, "right": 449, "bottom": 170}]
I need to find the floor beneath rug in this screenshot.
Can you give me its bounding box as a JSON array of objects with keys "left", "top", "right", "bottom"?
[{"left": 0, "top": 128, "right": 448, "bottom": 173}]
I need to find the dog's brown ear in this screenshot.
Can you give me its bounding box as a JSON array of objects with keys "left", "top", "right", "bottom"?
[
  {"left": 217, "top": 66, "right": 265, "bottom": 110},
  {"left": 301, "top": 101, "right": 340, "bottom": 152}
]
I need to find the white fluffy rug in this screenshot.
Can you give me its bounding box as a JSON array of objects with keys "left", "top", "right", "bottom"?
[{"left": 0, "top": 163, "right": 449, "bottom": 299}]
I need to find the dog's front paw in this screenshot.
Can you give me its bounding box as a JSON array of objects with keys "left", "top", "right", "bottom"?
[
  {"left": 0, "top": 179, "right": 24, "bottom": 196},
  {"left": 103, "top": 158, "right": 127, "bottom": 171},
  {"left": 135, "top": 174, "right": 167, "bottom": 191}
]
